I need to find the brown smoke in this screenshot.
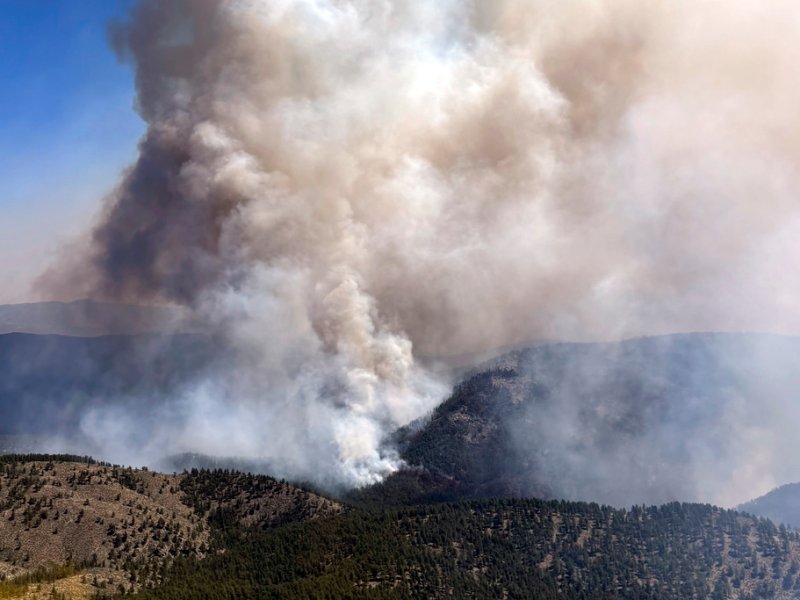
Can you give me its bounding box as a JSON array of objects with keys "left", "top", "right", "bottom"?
[{"left": 40, "top": 0, "right": 800, "bottom": 485}]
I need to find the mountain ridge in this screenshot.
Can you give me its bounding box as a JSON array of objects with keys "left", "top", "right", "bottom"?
[
  {"left": 0, "top": 300, "right": 202, "bottom": 337},
  {"left": 739, "top": 483, "right": 800, "bottom": 530},
  {"left": 357, "top": 332, "right": 800, "bottom": 508}
]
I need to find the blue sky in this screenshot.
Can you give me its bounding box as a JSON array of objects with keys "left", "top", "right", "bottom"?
[{"left": 0, "top": 0, "right": 144, "bottom": 302}]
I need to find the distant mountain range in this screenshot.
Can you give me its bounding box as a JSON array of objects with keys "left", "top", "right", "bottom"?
[
  {"left": 0, "top": 331, "right": 219, "bottom": 435},
  {"left": 0, "top": 299, "right": 201, "bottom": 337},
  {"left": 0, "top": 300, "right": 217, "bottom": 441}
]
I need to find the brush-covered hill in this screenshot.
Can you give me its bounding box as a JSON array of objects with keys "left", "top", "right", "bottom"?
[
  {"left": 0, "top": 456, "right": 209, "bottom": 597},
  {"left": 356, "top": 333, "right": 800, "bottom": 508},
  {"left": 0, "top": 455, "right": 339, "bottom": 599},
  {"left": 6, "top": 455, "right": 800, "bottom": 599}
]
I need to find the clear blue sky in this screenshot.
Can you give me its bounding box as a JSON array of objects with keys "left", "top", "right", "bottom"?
[{"left": 0, "top": 0, "right": 144, "bottom": 302}]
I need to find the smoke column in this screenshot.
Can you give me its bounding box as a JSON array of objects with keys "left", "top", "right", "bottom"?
[{"left": 42, "top": 0, "right": 800, "bottom": 487}]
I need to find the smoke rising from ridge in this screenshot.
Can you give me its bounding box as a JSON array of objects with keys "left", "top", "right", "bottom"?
[{"left": 41, "top": 0, "right": 800, "bottom": 487}]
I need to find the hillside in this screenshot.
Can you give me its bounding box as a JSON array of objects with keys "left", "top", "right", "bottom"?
[
  {"left": 131, "top": 497, "right": 800, "bottom": 599},
  {"left": 0, "top": 456, "right": 339, "bottom": 598},
  {"left": 356, "top": 333, "right": 800, "bottom": 508},
  {"left": 739, "top": 484, "right": 800, "bottom": 530},
  {"left": 4, "top": 456, "right": 800, "bottom": 599},
  {"left": 0, "top": 456, "right": 208, "bottom": 598},
  {"left": 0, "top": 301, "right": 199, "bottom": 337}
]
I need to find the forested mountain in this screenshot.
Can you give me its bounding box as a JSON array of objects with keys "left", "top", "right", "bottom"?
[
  {"left": 740, "top": 484, "right": 800, "bottom": 530},
  {"left": 357, "top": 333, "right": 800, "bottom": 508},
  {"left": 125, "top": 492, "right": 800, "bottom": 599},
  {"left": 5, "top": 456, "right": 800, "bottom": 599}
]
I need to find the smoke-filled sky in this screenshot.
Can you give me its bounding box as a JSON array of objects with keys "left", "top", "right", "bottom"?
[
  {"left": 40, "top": 0, "right": 800, "bottom": 346},
  {"left": 11, "top": 0, "right": 800, "bottom": 489}
]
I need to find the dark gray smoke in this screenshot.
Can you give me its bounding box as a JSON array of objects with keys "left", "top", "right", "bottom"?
[{"left": 39, "top": 0, "right": 800, "bottom": 488}]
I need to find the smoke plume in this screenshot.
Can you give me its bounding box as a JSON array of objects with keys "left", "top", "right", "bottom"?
[{"left": 41, "top": 0, "right": 800, "bottom": 487}]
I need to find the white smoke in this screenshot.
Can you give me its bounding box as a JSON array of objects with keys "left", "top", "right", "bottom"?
[{"left": 40, "top": 0, "right": 800, "bottom": 487}]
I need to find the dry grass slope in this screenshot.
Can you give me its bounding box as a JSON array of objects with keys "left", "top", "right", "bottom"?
[
  {"left": 0, "top": 457, "right": 343, "bottom": 599},
  {"left": 0, "top": 459, "right": 210, "bottom": 597}
]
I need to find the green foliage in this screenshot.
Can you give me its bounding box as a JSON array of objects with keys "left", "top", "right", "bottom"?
[
  {"left": 0, "top": 563, "right": 79, "bottom": 599},
  {"left": 180, "top": 468, "right": 340, "bottom": 529},
  {"left": 122, "top": 495, "right": 800, "bottom": 600}
]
